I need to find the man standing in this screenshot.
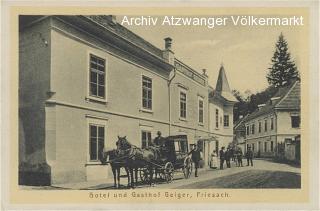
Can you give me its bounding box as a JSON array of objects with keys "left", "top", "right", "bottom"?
[
  {"left": 225, "top": 148, "right": 231, "bottom": 168},
  {"left": 246, "top": 146, "right": 254, "bottom": 166},
  {"left": 189, "top": 144, "right": 201, "bottom": 177},
  {"left": 236, "top": 147, "right": 243, "bottom": 167},
  {"left": 219, "top": 147, "right": 225, "bottom": 170}
]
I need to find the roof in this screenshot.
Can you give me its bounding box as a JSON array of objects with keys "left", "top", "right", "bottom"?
[
  {"left": 84, "top": 15, "right": 164, "bottom": 58},
  {"left": 210, "top": 65, "right": 238, "bottom": 103},
  {"left": 244, "top": 80, "right": 300, "bottom": 122},
  {"left": 234, "top": 116, "right": 247, "bottom": 131}
]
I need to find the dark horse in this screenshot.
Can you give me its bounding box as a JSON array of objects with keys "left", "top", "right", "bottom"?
[
  {"left": 100, "top": 148, "right": 132, "bottom": 189},
  {"left": 116, "top": 136, "right": 159, "bottom": 187}
]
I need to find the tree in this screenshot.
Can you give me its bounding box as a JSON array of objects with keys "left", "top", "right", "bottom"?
[{"left": 267, "top": 33, "right": 300, "bottom": 87}]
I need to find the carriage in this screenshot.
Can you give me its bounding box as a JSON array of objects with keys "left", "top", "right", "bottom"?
[
  {"left": 139, "top": 135, "right": 193, "bottom": 183},
  {"left": 101, "top": 134, "right": 193, "bottom": 188}
]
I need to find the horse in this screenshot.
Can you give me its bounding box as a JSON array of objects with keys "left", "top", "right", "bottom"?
[
  {"left": 116, "top": 136, "right": 159, "bottom": 187},
  {"left": 100, "top": 148, "right": 132, "bottom": 189}
]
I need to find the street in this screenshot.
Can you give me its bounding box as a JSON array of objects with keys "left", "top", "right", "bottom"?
[
  {"left": 20, "top": 159, "right": 300, "bottom": 190},
  {"left": 154, "top": 159, "right": 300, "bottom": 189}
]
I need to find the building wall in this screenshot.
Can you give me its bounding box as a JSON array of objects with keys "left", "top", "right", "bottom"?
[
  {"left": 170, "top": 71, "right": 209, "bottom": 145},
  {"left": 209, "top": 101, "right": 234, "bottom": 150},
  {"left": 19, "top": 16, "right": 232, "bottom": 185},
  {"left": 19, "top": 17, "right": 52, "bottom": 185},
  {"left": 276, "top": 111, "right": 300, "bottom": 138},
  {"left": 45, "top": 18, "right": 174, "bottom": 184}
]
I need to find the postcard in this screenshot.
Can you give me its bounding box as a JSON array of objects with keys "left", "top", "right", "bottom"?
[{"left": 1, "top": 0, "right": 319, "bottom": 210}]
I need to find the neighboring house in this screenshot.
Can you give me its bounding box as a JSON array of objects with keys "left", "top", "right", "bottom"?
[
  {"left": 233, "top": 115, "right": 247, "bottom": 153},
  {"left": 208, "top": 66, "right": 238, "bottom": 156},
  {"left": 242, "top": 80, "right": 300, "bottom": 159},
  {"left": 19, "top": 15, "right": 218, "bottom": 185}
]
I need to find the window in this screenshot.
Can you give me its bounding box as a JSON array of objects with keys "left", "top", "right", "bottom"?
[
  {"left": 246, "top": 126, "right": 249, "bottom": 135},
  {"left": 291, "top": 116, "right": 300, "bottom": 128},
  {"left": 89, "top": 124, "right": 105, "bottom": 161},
  {"left": 251, "top": 124, "right": 255, "bottom": 134},
  {"left": 89, "top": 54, "right": 106, "bottom": 99},
  {"left": 264, "top": 142, "right": 267, "bottom": 152},
  {"left": 251, "top": 143, "right": 255, "bottom": 152},
  {"left": 258, "top": 122, "right": 262, "bottom": 133},
  {"left": 271, "top": 141, "right": 274, "bottom": 152},
  {"left": 198, "top": 98, "right": 204, "bottom": 123},
  {"left": 180, "top": 91, "right": 187, "bottom": 119},
  {"left": 271, "top": 118, "right": 274, "bottom": 130},
  {"left": 264, "top": 119, "right": 268, "bottom": 132},
  {"left": 142, "top": 76, "right": 152, "bottom": 110},
  {"left": 141, "top": 131, "right": 152, "bottom": 149},
  {"left": 215, "top": 109, "right": 219, "bottom": 128},
  {"left": 224, "top": 115, "right": 229, "bottom": 127}
]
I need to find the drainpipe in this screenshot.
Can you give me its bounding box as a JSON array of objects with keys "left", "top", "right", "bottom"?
[
  {"left": 168, "top": 69, "right": 176, "bottom": 135},
  {"left": 274, "top": 111, "right": 278, "bottom": 158}
]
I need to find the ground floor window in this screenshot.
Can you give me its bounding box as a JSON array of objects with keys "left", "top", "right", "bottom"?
[
  {"left": 271, "top": 141, "right": 274, "bottom": 152},
  {"left": 89, "top": 124, "right": 105, "bottom": 161},
  {"left": 141, "top": 130, "right": 152, "bottom": 149}
]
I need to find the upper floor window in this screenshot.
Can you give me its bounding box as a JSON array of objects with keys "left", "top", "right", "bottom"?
[
  {"left": 251, "top": 124, "right": 255, "bottom": 134},
  {"left": 224, "top": 115, "right": 229, "bottom": 127},
  {"left": 89, "top": 124, "right": 105, "bottom": 161},
  {"left": 264, "top": 119, "right": 268, "bottom": 132},
  {"left": 215, "top": 109, "right": 219, "bottom": 128},
  {"left": 291, "top": 116, "right": 300, "bottom": 128},
  {"left": 246, "top": 126, "right": 249, "bottom": 135},
  {"left": 258, "top": 121, "right": 262, "bottom": 133},
  {"left": 271, "top": 118, "right": 274, "bottom": 130},
  {"left": 180, "top": 91, "right": 187, "bottom": 119},
  {"left": 142, "top": 76, "right": 152, "bottom": 110},
  {"left": 90, "top": 54, "right": 106, "bottom": 99},
  {"left": 198, "top": 98, "right": 204, "bottom": 124},
  {"left": 141, "top": 130, "right": 152, "bottom": 149}
]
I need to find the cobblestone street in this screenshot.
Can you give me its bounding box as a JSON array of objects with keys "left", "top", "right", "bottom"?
[{"left": 20, "top": 159, "right": 300, "bottom": 190}]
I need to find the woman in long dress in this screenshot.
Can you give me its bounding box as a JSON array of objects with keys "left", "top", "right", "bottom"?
[{"left": 210, "top": 150, "right": 218, "bottom": 169}]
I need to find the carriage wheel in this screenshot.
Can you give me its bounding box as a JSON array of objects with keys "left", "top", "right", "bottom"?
[
  {"left": 164, "top": 162, "right": 174, "bottom": 183},
  {"left": 183, "top": 157, "right": 192, "bottom": 179},
  {"left": 139, "top": 168, "right": 150, "bottom": 184}
]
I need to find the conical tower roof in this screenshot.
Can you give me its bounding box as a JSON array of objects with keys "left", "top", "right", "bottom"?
[
  {"left": 214, "top": 65, "right": 237, "bottom": 103},
  {"left": 216, "top": 65, "right": 231, "bottom": 92}
]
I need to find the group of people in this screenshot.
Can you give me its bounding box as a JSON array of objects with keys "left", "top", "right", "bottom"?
[
  {"left": 209, "top": 146, "right": 254, "bottom": 170},
  {"left": 151, "top": 131, "right": 255, "bottom": 178}
]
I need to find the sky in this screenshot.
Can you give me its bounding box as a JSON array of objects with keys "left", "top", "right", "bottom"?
[{"left": 119, "top": 15, "right": 305, "bottom": 94}]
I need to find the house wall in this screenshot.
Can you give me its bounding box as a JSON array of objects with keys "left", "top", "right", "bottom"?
[
  {"left": 19, "top": 17, "right": 52, "bottom": 185},
  {"left": 45, "top": 18, "right": 172, "bottom": 184},
  {"left": 170, "top": 71, "right": 209, "bottom": 145},
  {"left": 209, "top": 101, "right": 234, "bottom": 150},
  {"left": 276, "top": 111, "right": 300, "bottom": 139}
]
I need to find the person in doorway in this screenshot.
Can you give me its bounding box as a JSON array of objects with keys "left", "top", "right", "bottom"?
[
  {"left": 219, "top": 147, "right": 225, "bottom": 170},
  {"left": 225, "top": 148, "right": 231, "bottom": 168},
  {"left": 210, "top": 150, "right": 218, "bottom": 169},
  {"left": 189, "top": 144, "right": 201, "bottom": 177},
  {"left": 246, "top": 146, "right": 254, "bottom": 166}
]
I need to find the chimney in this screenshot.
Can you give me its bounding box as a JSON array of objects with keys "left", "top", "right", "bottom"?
[
  {"left": 164, "top": 37, "right": 172, "bottom": 50},
  {"left": 106, "top": 15, "right": 117, "bottom": 26},
  {"left": 163, "top": 37, "right": 174, "bottom": 65},
  {"left": 202, "top": 69, "right": 208, "bottom": 77}
]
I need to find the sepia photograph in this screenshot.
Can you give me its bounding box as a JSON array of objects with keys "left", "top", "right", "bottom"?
[
  {"left": 18, "top": 14, "right": 302, "bottom": 190},
  {"left": 1, "top": 1, "right": 319, "bottom": 209}
]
